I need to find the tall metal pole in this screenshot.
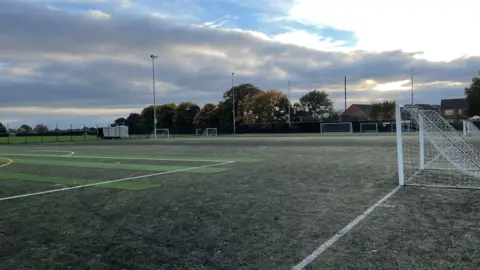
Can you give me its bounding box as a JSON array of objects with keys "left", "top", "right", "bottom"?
[
  {"left": 151, "top": 54, "right": 158, "bottom": 139},
  {"left": 344, "top": 76, "right": 347, "bottom": 111},
  {"left": 288, "top": 80, "right": 291, "bottom": 126},
  {"left": 232, "top": 72, "right": 236, "bottom": 134},
  {"left": 411, "top": 68, "right": 414, "bottom": 105}
]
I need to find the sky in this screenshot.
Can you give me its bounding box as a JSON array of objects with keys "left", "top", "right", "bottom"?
[{"left": 1, "top": 0, "right": 480, "bottom": 128}]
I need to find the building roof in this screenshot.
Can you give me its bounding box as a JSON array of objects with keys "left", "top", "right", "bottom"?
[
  {"left": 350, "top": 104, "right": 373, "bottom": 115},
  {"left": 441, "top": 98, "right": 467, "bottom": 109}
]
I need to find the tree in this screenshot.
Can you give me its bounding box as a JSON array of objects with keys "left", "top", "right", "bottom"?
[
  {"left": 157, "top": 103, "right": 177, "bottom": 130},
  {"left": 125, "top": 113, "right": 146, "bottom": 134},
  {"left": 34, "top": 124, "right": 49, "bottom": 133},
  {"left": 299, "top": 90, "right": 334, "bottom": 120},
  {"left": 20, "top": 124, "right": 32, "bottom": 133},
  {"left": 194, "top": 103, "right": 219, "bottom": 125},
  {"left": 465, "top": 76, "right": 480, "bottom": 117},
  {"left": 0, "top": 122, "right": 5, "bottom": 134},
  {"left": 221, "top": 83, "right": 263, "bottom": 124},
  {"left": 175, "top": 102, "right": 200, "bottom": 134},
  {"left": 249, "top": 90, "right": 290, "bottom": 123},
  {"left": 371, "top": 101, "right": 396, "bottom": 120},
  {"left": 113, "top": 117, "right": 127, "bottom": 126}
]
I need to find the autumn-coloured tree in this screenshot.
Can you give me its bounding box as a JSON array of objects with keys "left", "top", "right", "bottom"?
[
  {"left": 194, "top": 103, "right": 219, "bottom": 125},
  {"left": 221, "top": 83, "right": 263, "bottom": 124},
  {"left": 249, "top": 90, "right": 290, "bottom": 123}
]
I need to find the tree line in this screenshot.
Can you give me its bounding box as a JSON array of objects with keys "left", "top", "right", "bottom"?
[{"left": 110, "top": 84, "right": 398, "bottom": 134}]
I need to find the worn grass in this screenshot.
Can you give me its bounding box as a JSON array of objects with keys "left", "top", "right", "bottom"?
[{"left": 0, "top": 135, "right": 478, "bottom": 269}]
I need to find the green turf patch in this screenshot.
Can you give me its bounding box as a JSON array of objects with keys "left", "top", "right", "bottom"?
[
  {"left": 0, "top": 172, "right": 158, "bottom": 190},
  {"left": 71, "top": 153, "right": 263, "bottom": 163},
  {"left": 10, "top": 158, "right": 230, "bottom": 174}
]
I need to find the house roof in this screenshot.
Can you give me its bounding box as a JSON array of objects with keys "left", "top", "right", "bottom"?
[
  {"left": 441, "top": 98, "right": 467, "bottom": 109},
  {"left": 350, "top": 104, "right": 373, "bottom": 115}
]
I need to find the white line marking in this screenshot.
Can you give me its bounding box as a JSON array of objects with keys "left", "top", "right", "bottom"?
[
  {"left": 27, "top": 150, "right": 75, "bottom": 156},
  {"left": 291, "top": 185, "right": 402, "bottom": 270},
  {"left": 0, "top": 153, "right": 231, "bottom": 163},
  {"left": 0, "top": 161, "right": 235, "bottom": 202},
  {"left": 379, "top": 204, "right": 396, "bottom": 208}
]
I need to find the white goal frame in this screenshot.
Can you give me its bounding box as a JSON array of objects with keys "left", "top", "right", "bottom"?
[
  {"left": 202, "top": 128, "right": 217, "bottom": 136},
  {"left": 359, "top": 123, "right": 378, "bottom": 133},
  {"left": 396, "top": 105, "right": 480, "bottom": 189},
  {"left": 149, "top": 128, "right": 170, "bottom": 139},
  {"left": 462, "top": 120, "right": 480, "bottom": 137},
  {"left": 320, "top": 122, "right": 353, "bottom": 133}
]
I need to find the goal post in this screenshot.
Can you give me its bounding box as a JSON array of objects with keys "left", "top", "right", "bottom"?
[
  {"left": 149, "top": 128, "right": 170, "bottom": 139},
  {"left": 359, "top": 123, "right": 378, "bottom": 133},
  {"left": 462, "top": 120, "right": 480, "bottom": 137},
  {"left": 396, "top": 105, "right": 480, "bottom": 189},
  {"left": 202, "top": 128, "right": 217, "bottom": 136},
  {"left": 320, "top": 122, "right": 353, "bottom": 133}
]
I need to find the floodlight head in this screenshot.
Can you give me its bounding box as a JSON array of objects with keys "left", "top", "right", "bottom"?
[{"left": 150, "top": 54, "right": 158, "bottom": 59}]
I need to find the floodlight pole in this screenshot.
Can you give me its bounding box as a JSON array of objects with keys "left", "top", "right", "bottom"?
[
  {"left": 232, "top": 72, "right": 236, "bottom": 134},
  {"left": 151, "top": 54, "right": 158, "bottom": 139},
  {"left": 288, "top": 80, "right": 291, "bottom": 126}
]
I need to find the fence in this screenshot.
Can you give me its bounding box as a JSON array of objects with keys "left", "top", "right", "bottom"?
[
  {"left": 0, "top": 124, "right": 99, "bottom": 144},
  {"left": 1, "top": 120, "right": 473, "bottom": 144}
]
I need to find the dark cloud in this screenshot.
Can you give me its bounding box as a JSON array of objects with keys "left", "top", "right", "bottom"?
[{"left": 1, "top": 0, "right": 479, "bottom": 126}]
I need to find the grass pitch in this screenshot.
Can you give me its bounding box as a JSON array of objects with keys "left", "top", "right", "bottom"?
[{"left": 0, "top": 135, "right": 478, "bottom": 269}]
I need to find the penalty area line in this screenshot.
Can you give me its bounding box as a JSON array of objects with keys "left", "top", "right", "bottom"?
[
  {"left": 0, "top": 153, "right": 232, "bottom": 163},
  {"left": 291, "top": 185, "right": 402, "bottom": 270},
  {"left": 0, "top": 161, "right": 235, "bottom": 202}
]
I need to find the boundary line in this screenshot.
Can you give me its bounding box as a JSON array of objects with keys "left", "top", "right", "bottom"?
[
  {"left": 0, "top": 158, "right": 13, "bottom": 168},
  {"left": 0, "top": 153, "right": 232, "bottom": 163},
  {"left": 27, "top": 150, "right": 75, "bottom": 156},
  {"left": 0, "top": 161, "right": 235, "bottom": 202},
  {"left": 291, "top": 185, "right": 402, "bottom": 270}
]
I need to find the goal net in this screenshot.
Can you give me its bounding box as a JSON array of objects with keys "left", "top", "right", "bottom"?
[
  {"left": 202, "top": 128, "right": 217, "bottom": 136},
  {"left": 195, "top": 129, "right": 203, "bottom": 136},
  {"left": 359, "top": 123, "right": 378, "bottom": 133},
  {"left": 396, "top": 105, "right": 480, "bottom": 189},
  {"left": 320, "top": 122, "right": 353, "bottom": 133},
  {"left": 149, "top": 129, "right": 170, "bottom": 139},
  {"left": 462, "top": 120, "right": 480, "bottom": 137}
]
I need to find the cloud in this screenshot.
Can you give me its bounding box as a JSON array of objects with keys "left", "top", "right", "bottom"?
[
  {"left": 285, "top": 0, "right": 480, "bottom": 61},
  {"left": 0, "top": 0, "right": 479, "bottom": 128}
]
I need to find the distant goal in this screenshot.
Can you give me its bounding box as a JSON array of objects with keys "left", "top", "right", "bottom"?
[
  {"left": 320, "top": 122, "right": 353, "bottom": 133},
  {"left": 359, "top": 123, "right": 378, "bottom": 133},
  {"left": 396, "top": 105, "right": 480, "bottom": 189},
  {"left": 149, "top": 129, "right": 170, "bottom": 139},
  {"left": 196, "top": 128, "right": 217, "bottom": 136}
]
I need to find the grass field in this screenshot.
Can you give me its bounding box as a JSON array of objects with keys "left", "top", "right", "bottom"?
[
  {"left": 0, "top": 135, "right": 478, "bottom": 269},
  {"left": 0, "top": 135, "right": 98, "bottom": 144}
]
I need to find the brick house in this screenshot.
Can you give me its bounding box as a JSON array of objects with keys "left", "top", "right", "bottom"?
[
  {"left": 342, "top": 104, "right": 373, "bottom": 120},
  {"left": 440, "top": 98, "right": 468, "bottom": 121}
]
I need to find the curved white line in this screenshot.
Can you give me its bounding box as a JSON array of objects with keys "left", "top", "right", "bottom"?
[{"left": 26, "top": 150, "right": 75, "bottom": 156}]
